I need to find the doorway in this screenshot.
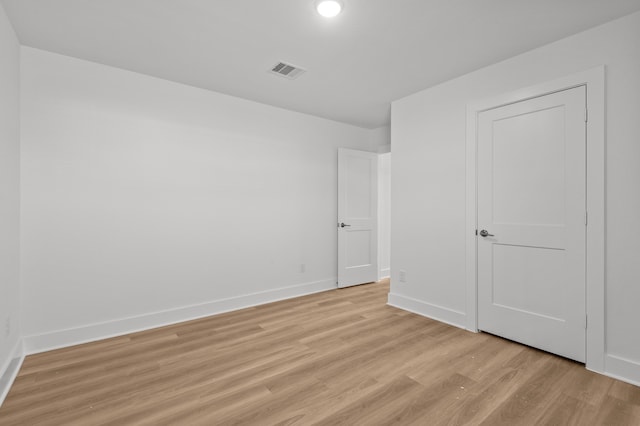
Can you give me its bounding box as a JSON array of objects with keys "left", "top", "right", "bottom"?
[
  {"left": 337, "top": 148, "right": 391, "bottom": 288},
  {"left": 465, "top": 67, "right": 605, "bottom": 372},
  {"left": 378, "top": 152, "right": 391, "bottom": 281},
  {"left": 476, "top": 86, "right": 586, "bottom": 362}
]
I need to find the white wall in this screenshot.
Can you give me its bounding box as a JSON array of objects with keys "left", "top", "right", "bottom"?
[
  {"left": 378, "top": 153, "right": 391, "bottom": 279},
  {"left": 369, "top": 126, "right": 391, "bottom": 153},
  {"left": 20, "top": 47, "right": 374, "bottom": 352},
  {"left": 0, "top": 1, "right": 21, "bottom": 395},
  {"left": 391, "top": 11, "right": 640, "bottom": 385}
]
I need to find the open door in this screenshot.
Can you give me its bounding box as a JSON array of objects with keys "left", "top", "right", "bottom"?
[{"left": 338, "top": 148, "right": 378, "bottom": 288}]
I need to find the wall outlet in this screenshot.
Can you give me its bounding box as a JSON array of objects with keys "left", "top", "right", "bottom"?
[
  {"left": 4, "top": 316, "right": 10, "bottom": 338},
  {"left": 399, "top": 270, "right": 407, "bottom": 282}
]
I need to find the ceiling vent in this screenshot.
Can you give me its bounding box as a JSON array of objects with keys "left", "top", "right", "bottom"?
[{"left": 270, "top": 62, "right": 306, "bottom": 80}]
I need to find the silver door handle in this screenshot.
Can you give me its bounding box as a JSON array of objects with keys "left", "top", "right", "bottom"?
[
  {"left": 479, "top": 229, "right": 494, "bottom": 237},
  {"left": 339, "top": 223, "right": 351, "bottom": 228}
]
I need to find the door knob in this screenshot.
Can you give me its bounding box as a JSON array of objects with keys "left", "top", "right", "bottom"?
[
  {"left": 479, "top": 229, "right": 494, "bottom": 237},
  {"left": 340, "top": 222, "right": 351, "bottom": 228}
]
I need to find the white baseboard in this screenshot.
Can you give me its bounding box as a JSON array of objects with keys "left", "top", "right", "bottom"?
[
  {"left": 388, "top": 293, "right": 640, "bottom": 387},
  {"left": 387, "top": 292, "right": 467, "bottom": 330},
  {"left": 24, "top": 278, "right": 337, "bottom": 355},
  {"left": 378, "top": 268, "right": 390, "bottom": 279},
  {"left": 603, "top": 354, "right": 640, "bottom": 387},
  {"left": 0, "top": 339, "right": 24, "bottom": 407}
]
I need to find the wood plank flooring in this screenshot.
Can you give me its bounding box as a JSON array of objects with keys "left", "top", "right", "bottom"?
[{"left": 1, "top": 279, "right": 639, "bottom": 425}]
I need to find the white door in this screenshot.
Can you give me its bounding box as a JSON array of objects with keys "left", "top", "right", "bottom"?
[
  {"left": 338, "top": 148, "right": 378, "bottom": 288},
  {"left": 477, "top": 86, "right": 586, "bottom": 362}
]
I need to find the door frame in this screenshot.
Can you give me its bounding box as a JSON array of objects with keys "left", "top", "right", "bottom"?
[{"left": 464, "top": 66, "right": 605, "bottom": 373}]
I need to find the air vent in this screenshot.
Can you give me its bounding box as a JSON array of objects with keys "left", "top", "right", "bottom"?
[{"left": 270, "top": 62, "right": 306, "bottom": 79}]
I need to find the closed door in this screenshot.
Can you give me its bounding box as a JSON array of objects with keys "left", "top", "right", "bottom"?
[
  {"left": 477, "top": 86, "right": 586, "bottom": 362},
  {"left": 338, "top": 148, "right": 378, "bottom": 288}
]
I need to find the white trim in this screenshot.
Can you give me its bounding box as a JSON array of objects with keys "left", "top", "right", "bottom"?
[
  {"left": 0, "top": 339, "right": 24, "bottom": 407},
  {"left": 377, "top": 152, "right": 390, "bottom": 282},
  {"left": 23, "top": 278, "right": 337, "bottom": 355},
  {"left": 602, "top": 354, "right": 640, "bottom": 387},
  {"left": 387, "top": 293, "right": 466, "bottom": 329},
  {"left": 379, "top": 268, "right": 390, "bottom": 279},
  {"left": 465, "top": 66, "right": 606, "bottom": 373},
  {"left": 377, "top": 144, "right": 391, "bottom": 154}
]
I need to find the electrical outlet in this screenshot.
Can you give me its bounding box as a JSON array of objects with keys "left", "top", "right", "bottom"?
[
  {"left": 4, "top": 316, "right": 10, "bottom": 338},
  {"left": 399, "top": 270, "right": 407, "bottom": 283}
]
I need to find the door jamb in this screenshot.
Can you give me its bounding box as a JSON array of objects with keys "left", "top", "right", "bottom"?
[{"left": 464, "top": 66, "right": 605, "bottom": 373}]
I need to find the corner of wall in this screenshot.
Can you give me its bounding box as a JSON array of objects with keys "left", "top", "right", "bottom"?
[
  {"left": 387, "top": 292, "right": 467, "bottom": 330},
  {"left": 0, "top": 0, "right": 23, "bottom": 407},
  {"left": 369, "top": 126, "right": 391, "bottom": 153},
  {"left": 0, "top": 339, "right": 24, "bottom": 407}
]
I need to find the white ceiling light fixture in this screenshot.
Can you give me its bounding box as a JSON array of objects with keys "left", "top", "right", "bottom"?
[{"left": 316, "top": 0, "right": 344, "bottom": 18}]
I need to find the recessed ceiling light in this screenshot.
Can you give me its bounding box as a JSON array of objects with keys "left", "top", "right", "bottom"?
[{"left": 316, "top": 0, "right": 343, "bottom": 18}]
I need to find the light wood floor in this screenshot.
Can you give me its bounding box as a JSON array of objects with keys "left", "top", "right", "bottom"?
[{"left": 1, "top": 279, "right": 639, "bottom": 425}]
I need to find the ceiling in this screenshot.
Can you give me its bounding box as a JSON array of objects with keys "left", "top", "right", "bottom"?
[{"left": 3, "top": 0, "right": 640, "bottom": 128}]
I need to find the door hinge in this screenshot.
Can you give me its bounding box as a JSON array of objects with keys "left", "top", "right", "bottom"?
[
  {"left": 585, "top": 107, "right": 588, "bottom": 123},
  {"left": 585, "top": 211, "right": 588, "bottom": 226}
]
